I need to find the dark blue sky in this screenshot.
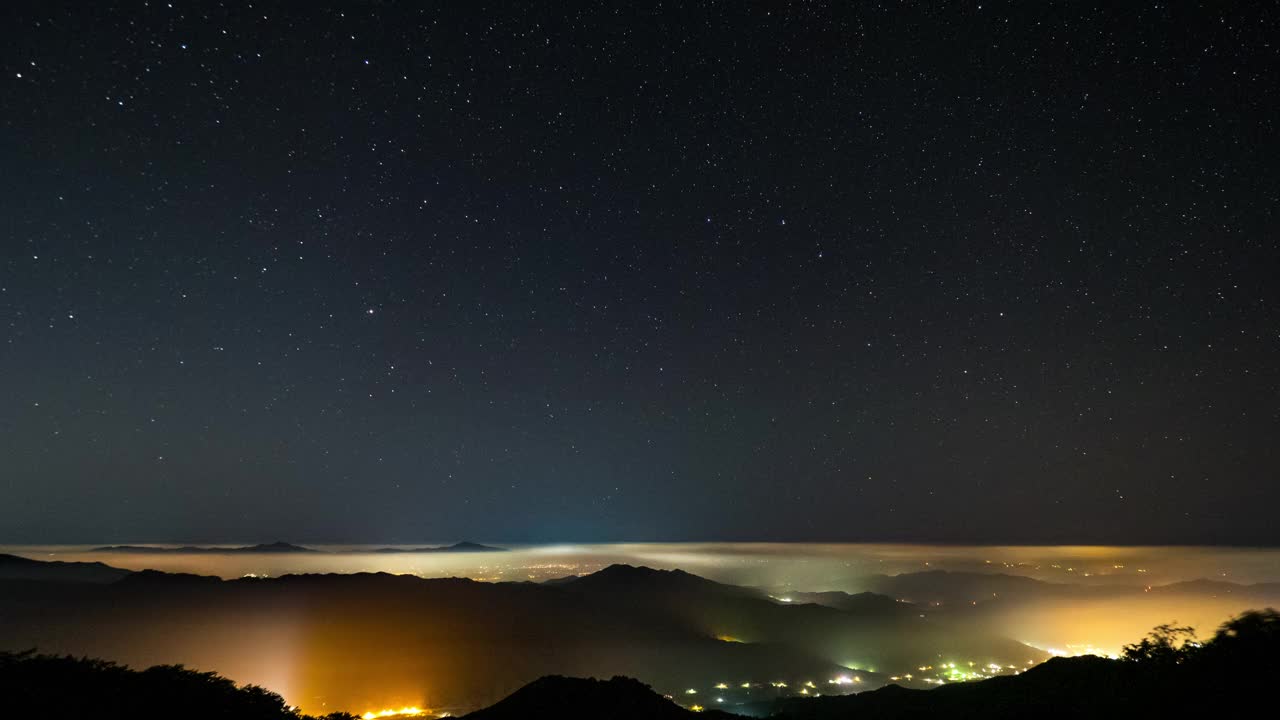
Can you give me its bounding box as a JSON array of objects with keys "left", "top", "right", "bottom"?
[{"left": 2, "top": 2, "right": 1277, "bottom": 544}]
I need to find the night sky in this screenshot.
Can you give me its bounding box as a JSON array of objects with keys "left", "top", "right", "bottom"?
[{"left": 2, "top": 2, "right": 1277, "bottom": 545}]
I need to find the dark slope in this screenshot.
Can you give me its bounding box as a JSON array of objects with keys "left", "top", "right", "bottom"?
[
  {"left": 463, "top": 675, "right": 736, "bottom": 720},
  {"left": 454, "top": 609, "right": 1280, "bottom": 720},
  {"left": 541, "top": 565, "right": 771, "bottom": 592},
  {"left": 559, "top": 565, "right": 1044, "bottom": 674},
  {"left": 0, "top": 650, "right": 302, "bottom": 720},
  {"left": 857, "top": 570, "right": 1131, "bottom": 606},
  {"left": 758, "top": 643, "right": 1280, "bottom": 719},
  {"left": 858, "top": 570, "right": 1280, "bottom": 607},
  {"left": 781, "top": 590, "right": 908, "bottom": 616},
  {"left": 116, "top": 568, "right": 224, "bottom": 588},
  {"left": 1153, "top": 578, "right": 1280, "bottom": 601},
  {"left": 0, "top": 552, "right": 131, "bottom": 583},
  {"left": 757, "top": 657, "right": 1133, "bottom": 719}
]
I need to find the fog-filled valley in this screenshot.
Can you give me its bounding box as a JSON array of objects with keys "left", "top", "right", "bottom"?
[{"left": 3, "top": 543, "right": 1276, "bottom": 716}]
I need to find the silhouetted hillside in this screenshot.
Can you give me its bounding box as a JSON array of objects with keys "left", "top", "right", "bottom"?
[
  {"left": 557, "top": 564, "right": 1044, "bottom": 675},
  {"left": 753, "top": 656, "right": 1138, "bottom": 719},
  {"left": 750, "top": 609, "right": 1280, "bottom": 719},
  {"left": 856, "top": 569, "right": 1280, "bottom": 608},
  {"left": 1154, "top": 578, "right": 1280, "bottom": 601},
  {"left": 563, "top": 563, "right": 745, "bottom": 595},
  {"left": 463, "top": 675, "right": 734, "bottom": 720},
  {"left": 781, "top": 590, "right": 910, "bottom": 617},
  {"left": 857, "top": 570, "right": 1122, "bottom": 606},
  {"left": 459, "top": 609, "right": 1280, "bottom": 719},
  {"left": 0, "top": 552, "right": 131, "bottom": 583},
  {"left": 116, "top": 568, "right": 225, "bottom": 588},
  {"left": 0, "top": 650, "right": 351, "bottom": 720}
]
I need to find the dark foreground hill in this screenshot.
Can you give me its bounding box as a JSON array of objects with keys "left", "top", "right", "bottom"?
[
  {"left": 466, "top": 609, "right": 1280, "bottom": 720},
  {"left": 3, "top": 609, "right": 1277, "bottom": 720},
  {"left": 462, "top": 675, "right": 735, "bottom": 720},
  {"left": 749, "top": 608, "right": 1280, "bottom": 719},
  {"left": 0, "top": 650, "right": 350, "bottom": 720}
]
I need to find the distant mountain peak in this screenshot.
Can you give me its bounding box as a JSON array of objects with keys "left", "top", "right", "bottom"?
[
  {"left": 566, "top": 564, "right": 721, "bottom": 592},
  {"left": 447, "top": 540, "right": 506, "bottom": 551},
  {"left": 370, "top": 541, "right": 507, "bottom": 553},
  {"left": 593, "top": 563, "right": 694, "bottom": 580},
  {"left": 246, "top": 541, "right": 315, "bottom": 552},
  {"left": 0, "top": 553, "right": 132, "bottom": 583},
  {"left": 91, "top": 542, "right": 319, "bottom": 554}
]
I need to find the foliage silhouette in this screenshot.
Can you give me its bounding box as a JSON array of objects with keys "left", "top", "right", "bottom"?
[
  {"left": 0, "top": 650, "right": 334, "bottom": 720},
  {"left": 1121, "top": 622, "right": 1198, "bottom": 665}
]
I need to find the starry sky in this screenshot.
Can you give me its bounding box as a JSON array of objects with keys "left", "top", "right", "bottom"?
[{"left": 2, "top": 2, "right": 1277, "bottom": 545}]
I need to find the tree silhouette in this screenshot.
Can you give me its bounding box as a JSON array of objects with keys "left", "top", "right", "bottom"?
[
  {"left": 1121, "top": 622, "right": 1198, "bottom": 665},
  {"left": 0, "top": 650, "right": 305, "bottom": 720},
  {"left": 1207, "top": 607, "right": 1280, "bottom": 648}
]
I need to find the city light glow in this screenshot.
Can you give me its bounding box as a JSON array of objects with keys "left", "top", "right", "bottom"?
[{"left": 362, "top": 707, "right": 426, "bottom": 719}]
